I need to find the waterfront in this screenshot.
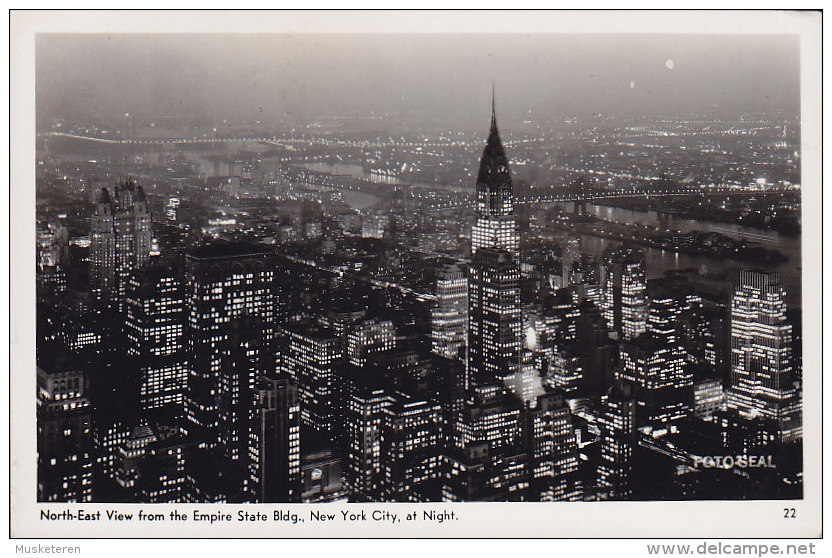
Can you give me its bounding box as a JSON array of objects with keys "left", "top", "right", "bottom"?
[
  {"left": 299, "top": 161, "right": 463, "bottom": 191},
  {"left": 573, "top": 203, "right": 802, "bottom": 308},
  {"left": 288, "top": 159, "right": 805, "bottom": 307}
]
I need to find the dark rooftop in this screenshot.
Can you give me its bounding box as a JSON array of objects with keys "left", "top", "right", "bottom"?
[
  {"left": 37, "top": 342, "right": 80, "bottom": 374},
  {"left": 186, "top": 241, "right": 274, "bottom": 261}
]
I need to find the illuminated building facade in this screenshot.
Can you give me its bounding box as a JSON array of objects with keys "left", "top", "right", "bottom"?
[
  {"left": 561, "top": 236, "right": 581, "bottom": 286},
  {"left": 678, "top": 302, "right": 729, "bottom": 378},
  {"left": 91, "top": 418, "right": 133, "bottom": 484},
  {"left": 217, "top": 317, "right": 265, "bottom": 500},
  {"left": 138, "top": 430, "right": 188, "bottom": 503},
  {"left": 124, "top": 261, "right": 187, "bottom": 415},
  {"left": 693, "top": 379, "right": 726, "bottom": 420},
  {"left": 114, "top": 425, "right": 187, "bottom": 503},
  {"left": 597, "top": 382, "right": 637, "bottom": 500},
  {"left": 301, "top": 449, "right": 348, "bottom": 502},
  {"left": 471, "top": 94, "right": 520, "bottom": 259},
  {"left": 526, "top": 391, "right": 582, "bottom": 501},
  {"left": 323, "top": 306, "right": 366, "bottom": 353},
  {"left": 546, "top": 348, "right": 582, "bottom": 393},
  {"left": 183, "top": 243, "right": 276, "bottom": 450},
  {"left": 620, "top": 334, "right": 692, "bottom": 425},
  {"left": 443, "top": 381, "right": 528, "bottom": 501},
  {"left": 468, "top": 96, "right": 522, "bottom": 384},
  {"left": 249, "top": 371, "right": 301, "bottom": 503},
  {"left": 381, "top": 396, "right": 444, "bottom": 501},
  {"left": 346, "top": 318, "right": 397, "bottom": 367},
  {"left": 90, "top": 177, "right": 152, "bottom": 305},
  {"left": 601, "top": 247, "right": 647, "bottom": 341},
  {"left": 453, "top": 383, "right": 520, "bottom": 454},
  {"left": 647, "top": 279, "right": 690, "bottom": 345},
  {"left": 37, "top": 347, "right": 94, "bottom": 502},
  {"left": 431, "top": 263, "right": 468, "bottom": 362},
  {"left": 341, "top": 360, "right": 446, "bottom": 502},
  {"left": 281, "top": 322, "right": 342, "bottom": 441},
  {"left": 726, "top": 270, "right": 801, "bottom": 443},
  {"left": 115, "top": 426, "right": 158, "bottom": 491},
  {"left": 36, "top": 224, "right": 69, "bottom": 296},
  {"left": 344, "top": 382, "right": 395, "bottom": 501},
  {"left": 468, "top": 249, "right": 521, "bottom": 382},
  {"left": 361, "top": 214, "right": 389, "bottom": 239}
]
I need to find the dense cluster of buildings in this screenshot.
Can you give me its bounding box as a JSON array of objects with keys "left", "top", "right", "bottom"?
[{"left": 36, "top": 100, "right": 802, "bottom": 504}]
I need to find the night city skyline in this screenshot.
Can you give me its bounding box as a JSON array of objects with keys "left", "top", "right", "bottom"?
[{"left": 32, "top": 30, "right": 805, "bottom": 506}]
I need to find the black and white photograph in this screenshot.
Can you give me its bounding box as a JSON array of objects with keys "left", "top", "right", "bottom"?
[{"left": 10, "top": 9, "right": 823, "bottom": 540}]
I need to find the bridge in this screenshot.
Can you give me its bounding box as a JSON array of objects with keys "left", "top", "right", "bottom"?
[
  {"left": 41, "top": 132, "right": 791, "bottom": 214},
  {"left": 427, "top": 187, "right": 768, "bottom": 212},
  {"left": 37, "top": 131, "right": 313, "bottom": 147}
]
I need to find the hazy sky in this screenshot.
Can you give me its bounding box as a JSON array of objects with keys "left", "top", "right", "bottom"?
[{"left": 36, "top": 33, "right": 800, "bottom": 130}]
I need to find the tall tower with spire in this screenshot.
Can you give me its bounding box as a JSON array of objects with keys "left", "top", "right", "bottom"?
[
  {"left": 468, "top": 91, "right": 522, "bottom": 384},
  {"left": 471, "top": 87, "right": 520, "bottom": 258}
]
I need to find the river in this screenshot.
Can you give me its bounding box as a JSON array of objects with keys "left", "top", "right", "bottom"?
[
  {"left": 563, "top": 203, "right": 802, "bottom": 308},
  {"left": 295, "top": 161, "right": 804, "bottom": 307},
  {"left": 183, "top": 145, "right": 805, "bottom": 307},
  {"left": 298, "top": 161, "right": 464, "bottom": 191}
]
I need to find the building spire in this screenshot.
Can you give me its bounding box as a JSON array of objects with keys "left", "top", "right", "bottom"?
[
  {"left": 477, "top": 82, "right": 512, "bottom": 208},
  {"left": 491, "top": 80, "right": 497, "bottom": 132}
]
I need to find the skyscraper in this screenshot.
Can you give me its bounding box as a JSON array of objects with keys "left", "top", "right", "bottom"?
[
  {"left": 471, "top": 92, "right": 520, "bottom": 258},
  {"left": 346, "top": 318, "right": 397, "bottom": 367},
  {"left": 726, "top": 270, "right": 801, "bottom": 443},
  {"left": 113, "top": 425, "right": 187, "bottom": 503},
  {"left": 343, "top": 378, "right": 395, "bottom": 501},
  {"left": 526, "top": 391, "right": 582, "bottom": 501},
  {"left": 249, "top": 369, "right": 301, "bottom": 503},
  {"left": 217, "top": 316, "right": 265, "bottom": 500},
  {"left": 124, "top": 260, "right": 187, "bottom": 416},
  {"left": 90, "top": 177, "right": 152, "bottom": 305},
  {"left": 431, "top": 263, "right": 468, "bottom": 362},
  {"left": 468, "top": 94, "right": 522, "bottom": 384},
  {"left": 281, "top": 321, "right": 342, "bottom": 442},
  {"left": 381, "top": 395, "right": 444, "bottom": 502},
  {"left": 443, "top": 381, "right": 528, "bottom": 501},
  {"left": 601, "top": 246, "right": 647, "bottom": 341},
  {"left": 616, "top": 278, "right": 694, "bottom": 426},
  {"left": 597, "top": 382, "right": 637, "bottom": 500},
  {"left": 646, "top": 278, "right": 690, "bottom": 345},
  {"left": 36, "top": 223, "right": 69, "bottom": 296},
  {"left": 183, "top": 243, "right": 276, "bottom": 451},
  {"left": 468, "top": 248, "right": 522, "bottom": 382},
  {"left": 619, "top": 334, "right": 691, "bottom": 426},
  {"left": 561, "top": 236, "right": 581, "bottom": 287},
  {"left": 575, "top": 300, "right": 615, "bottom": 394},
  {"left": 37, "top": 345, "right": 94, "bottom": 502}
]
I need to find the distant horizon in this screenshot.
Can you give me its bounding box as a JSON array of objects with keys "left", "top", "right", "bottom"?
[
  {"left": 37, "top": 107, "right": 801, "bottom": 134},
  {"left": 37, "top": 33, "right": 800, "bottom": 133}
]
